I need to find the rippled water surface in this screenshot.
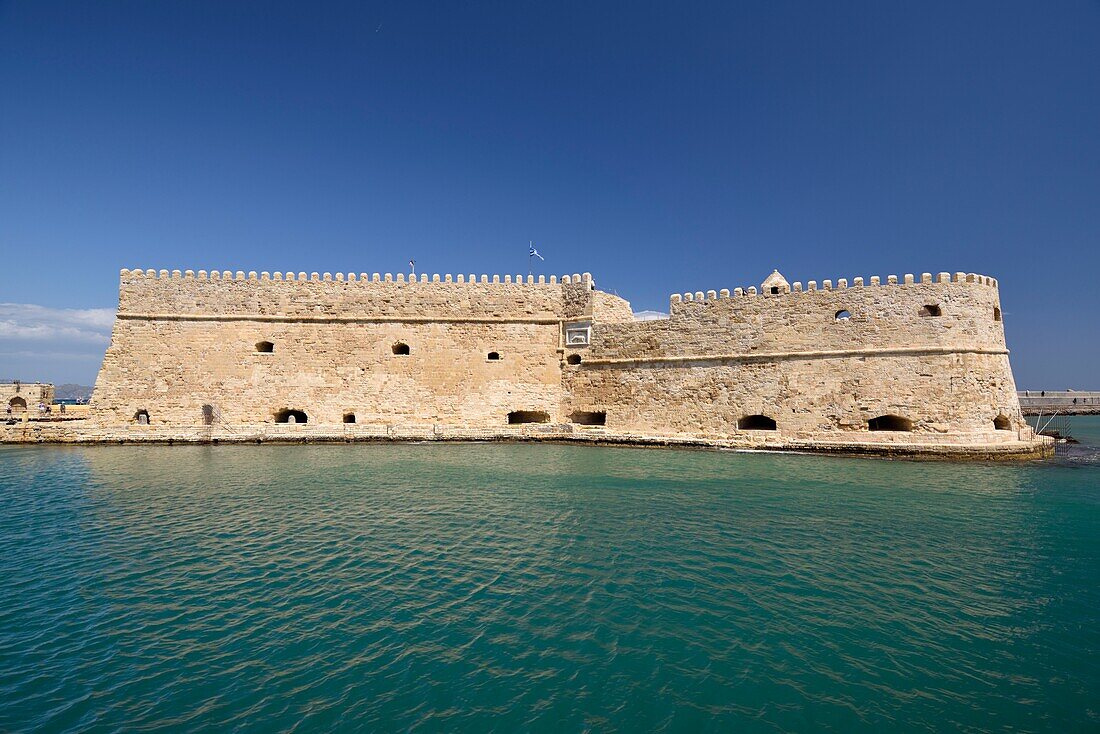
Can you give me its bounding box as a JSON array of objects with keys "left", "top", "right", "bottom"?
[{"left": 2, "top": 429, "right": 1099, "bottom": 732}]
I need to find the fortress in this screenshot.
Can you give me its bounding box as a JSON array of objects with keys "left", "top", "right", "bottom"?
[{"left": 40, "top": 265, "right": 1046, "bottom": 458}]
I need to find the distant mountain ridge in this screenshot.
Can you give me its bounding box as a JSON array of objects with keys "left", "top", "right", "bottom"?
[{"left": 55, "top": 384, "right": 94, "bottom": 401}]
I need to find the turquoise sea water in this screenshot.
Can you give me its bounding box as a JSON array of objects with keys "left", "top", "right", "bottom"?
[{"left": 2, "top": 421, "right": 1098, "bottom": 732}]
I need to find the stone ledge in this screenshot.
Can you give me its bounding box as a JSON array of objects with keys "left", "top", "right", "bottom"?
[{"left": 0, "top": 422, "right": 1054, "bottom": 460}]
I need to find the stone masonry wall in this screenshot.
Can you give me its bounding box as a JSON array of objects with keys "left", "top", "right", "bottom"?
[
  {"left": 562, "top": 352, "right": 1020, "bottom": 437},
  {"left": 91, "top": 270, "right": 626, "bottom": 427},
  {"left": 586, "top": 274, "right": 1005, "bottom": 360},
  {"left": 90, "top": 267, "right": 1032, "bottom": 450},
  {"left": 561, "top": 271, "right": 1024, "bottom": 438},
  {"left": 114, "top": 268, "right": 606, "bottom": 320},
  {"left": 93, "top": 319, "right": 564, "bottom": 426}
]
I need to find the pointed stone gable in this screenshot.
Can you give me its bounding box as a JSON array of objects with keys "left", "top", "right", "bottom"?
[{"left": 761, "top": 269, "right": 790, "bottom": 294}]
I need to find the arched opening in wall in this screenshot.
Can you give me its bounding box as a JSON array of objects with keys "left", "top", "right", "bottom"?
[
  {"left": 919, "top": 304, "right": 942, "bottom": 317},
  {"left": 737, "top": 414, "right": 777, "bottom": 431},
  {"left": 834, "top": 310, "right": 851, "bottom": 321},
  {"left": 134, "top": 409, "right": 150, "bottom": 425},
  {"left": 993, "top": 414, "right": 1011, "bottom": 431},
  {"left": 769, "top": 286, "right": 780, "bottom": 295},
  {"left": 569, "top": 410, "right": 606, "bottom": 426},
  {"left": 566, "top": 354, "right": 582, "bottom": 365},
  {"left": 868, "top": 414, "right": 913, "bottom": 432},
  {"left": 392, "top": 342, "right": 410, "bottom": 356},
  {"left": 487, "top": 351, "right": 501, "bottom": 360},
  {"left": 993, "top": 306, "right": 1002, "bottom": 322},
  {"left": 202, "top": 404, "right": 214, "bottom": 425},
  {"left": 274, "top": 409, "right": 308, "bottom": 424},
  {"left": 9, "top": 397, "right": 27, "bottom": 411},
  {"left": 508, "top": 410, "right": 551, "bottom": 425},
  {"left": 256, "top": 340, "right": 274, "bottom": 353},
  {"left": 343, "top": 412, "right": 356, "bottom": 424}
]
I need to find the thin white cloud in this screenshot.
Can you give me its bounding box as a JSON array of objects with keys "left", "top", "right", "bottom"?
[
  {"left": 4, "top": 350, "right": 109, "bottom": 361},
  {"left": 0, "top": 303, "right": 114, "bottom": 343},
  {"left": 634, "top": 310, "right": 669, "bottom": 321}
]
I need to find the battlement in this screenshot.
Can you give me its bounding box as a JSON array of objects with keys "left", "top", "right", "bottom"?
[
  {"left": 114, "top": 268, "right": 619, "bottom": 322},
  {"left": 670, "top": 271, "right": 998, "bottom": 305},
  {"left": 584, "top": 267, "right": 1008, "bottom": 363},
  {"left": 120, "top": 268, "right": 595, "bottom": 286}
]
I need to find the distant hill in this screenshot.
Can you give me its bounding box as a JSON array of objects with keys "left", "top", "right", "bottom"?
[{"left": 55, "top": 384, "right": 94, "bottom": 401}]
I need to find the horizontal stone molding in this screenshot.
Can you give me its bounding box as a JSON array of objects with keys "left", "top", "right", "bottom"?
[
  {"left": 581, "top": 345, "right": 1010, "bottom": 366},
  {"left": 116, "top": 312, "right": 565, "bottom": 325}
]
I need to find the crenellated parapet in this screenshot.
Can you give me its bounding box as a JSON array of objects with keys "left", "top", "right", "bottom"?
[
  {"left": 670, "top": 271, "right": 998, "bottom": 305},
  {"left": 119, "top": 268, "right": 596, "bottom": 285},
  {"left": 582, "top": 269, "right": 1007, "bottom": 363},
  {"left": 114, "top": 268, "right": 612, "bottom": 322}
]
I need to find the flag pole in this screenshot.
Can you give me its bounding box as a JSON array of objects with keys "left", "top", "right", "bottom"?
[{"left": 528, "top": 240, "right": 533, "bottom": 278}]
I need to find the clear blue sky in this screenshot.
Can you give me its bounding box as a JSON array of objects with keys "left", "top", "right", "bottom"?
[{"left": 1, "top": 0, "right": 1097, "bottom": 388}]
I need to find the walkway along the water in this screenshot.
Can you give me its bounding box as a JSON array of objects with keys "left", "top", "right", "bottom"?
[{"left": 1018, "top": 391, "right": 1100, "bottom": 415}]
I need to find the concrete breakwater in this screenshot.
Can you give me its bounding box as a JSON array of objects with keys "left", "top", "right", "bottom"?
[{"left": 1018, "top": 391, "right": 1100, "bottom": 415}]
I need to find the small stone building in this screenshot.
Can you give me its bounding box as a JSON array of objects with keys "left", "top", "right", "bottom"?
[{"left": 2, "top": 382, "right": 55, "bottom": 413}]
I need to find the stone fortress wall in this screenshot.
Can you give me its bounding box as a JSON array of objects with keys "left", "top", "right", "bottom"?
[
  {"left": 563, "top": 271, "right": 1021, "bottom": 442},
  {"left": 91, "top": 268, "right": 631, "bottom": 428},
  {"left": 82, "top": 266, "right": 1045, "bottom": 457}
]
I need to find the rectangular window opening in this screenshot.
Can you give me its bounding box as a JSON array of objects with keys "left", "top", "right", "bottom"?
[
  {"left": 569, "top": 410, "right": 606, "bottom": 426},
  {"left": 507, "top": 410, "right": 551, "bottom": 425}
]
